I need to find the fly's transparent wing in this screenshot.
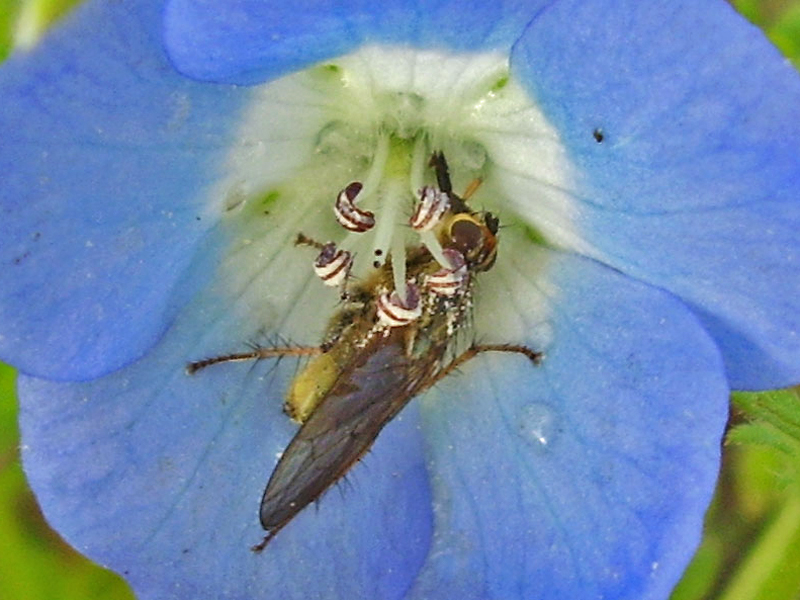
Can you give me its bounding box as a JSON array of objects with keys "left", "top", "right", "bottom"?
[{"left": 258, "top": 336, "right": 438, "bottom": 543}]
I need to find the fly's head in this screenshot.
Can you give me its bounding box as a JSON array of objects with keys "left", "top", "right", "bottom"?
[
  {"left": 412, "top": 151, "right": 499, "bottom": 276},
  {"left": 440, "top": 210, "right": 499, "bottom": 274}
]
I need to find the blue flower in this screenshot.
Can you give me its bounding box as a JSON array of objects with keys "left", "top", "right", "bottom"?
[{"left": 2, "top": 1, "right": 799, "bottom": 599}]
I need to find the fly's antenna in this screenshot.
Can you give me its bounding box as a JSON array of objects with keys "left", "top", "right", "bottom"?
[
  {"left": 428, "top": 151, "right": 475, "bottom": 214},
  {"left": 429, "top": 151, "right": 453, "bottom": 193}
]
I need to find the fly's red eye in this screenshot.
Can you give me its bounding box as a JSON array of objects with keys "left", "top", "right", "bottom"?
[
  {"left": 449, "top": 217, "right": 484, "bottom": 254},
  {"left": 446, "top": 213, "right": 498, "bottom": 272}
]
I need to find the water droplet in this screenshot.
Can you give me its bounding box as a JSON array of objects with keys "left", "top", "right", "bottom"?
[{"left": 517, "top": 403, "right": 558, "bottom": 450}]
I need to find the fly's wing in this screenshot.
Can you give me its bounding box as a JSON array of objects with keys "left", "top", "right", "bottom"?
[{"left": 259, "top": 336, "right": 436, "bottom": 543}]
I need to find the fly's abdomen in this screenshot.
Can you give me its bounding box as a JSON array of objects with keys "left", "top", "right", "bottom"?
[{"left": 283, "top": 352, "right": 339, "bottom": 423}]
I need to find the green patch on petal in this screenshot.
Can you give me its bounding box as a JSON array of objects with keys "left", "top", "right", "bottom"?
[
  {"left": 490, "top": 74, "right": 509, "bottom": 92},
  {"left": 317, "top": 63, "right": 343, "bottom": 75},
  {"left": 520, "top": 222, "right": 550, "bottom": 248},
  {"left": 260, "top": 189, "right": 282, "bottom": 209}
]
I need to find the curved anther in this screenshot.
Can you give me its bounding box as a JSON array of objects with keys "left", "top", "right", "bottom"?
[
  {"left": 313, "top": 242, "right": 353, "bottom": 288},
  {"left": 410, "top": 186, "right": 450, "bottom": 232},
  {"left": 426, "top": 249, "right": 468, "bottom": 296},
  {"left": 334, "top": 182, "right": 375, "bottom": 232},
  {"left": 376, "top": 283, "right": 422, "bottom": 327}
]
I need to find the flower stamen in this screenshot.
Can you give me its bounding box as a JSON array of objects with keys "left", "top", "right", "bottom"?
[
  {"left": 376, "top": 282, "right": 421, "bottom": 327},
  {"left": 391, "top": 225, "right": 408, "bottom": 301},
  {"left": 359, "top": 132, "right": 391, "bottom": 202},
  {"left": 418, "top": 229, "right": 449, "bottom": 268},
  {"left": 370, "top": 178, "right": 405, "bottom": 271},
  {"left": 409, "top": 134, "right": 428, "bottom": 196},
  {"left": 426, "top": 248, "right": 468, "bottom": 297},
  {"left": 410, "top": 186, "right": 450, "bottom": 232},
  {"left": 312, "top": 242, "right": 353, "bottom": 289},
  {"left": 333, "top": 182, "right": 375, "bottom": 232}
]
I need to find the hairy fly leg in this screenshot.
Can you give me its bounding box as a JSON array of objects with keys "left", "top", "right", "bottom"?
[
  {"left": 425, "top": 343, "right": 544, "bottom": 389},
  {"left": 186, "top": 344, "right": 322, "bottom": 375}
]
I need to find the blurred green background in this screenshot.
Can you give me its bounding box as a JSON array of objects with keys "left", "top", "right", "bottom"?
[{"left": 1, "top": 1, "right": 800, "bottom": 599}]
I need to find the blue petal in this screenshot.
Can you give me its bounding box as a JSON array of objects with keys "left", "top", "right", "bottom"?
[
  {"left": 20, "top": 243, "right": 728, "bottom": 599},
  {"left": 511, "top": 0, "right": 800, "bottom": 389},
  {"left": 163, "top": 0, "right": 551, "bottom": 84},
  {"left": 411, "top": 249, "right": 728, "bottom": 600},
  {"left": 18, "top": 279, "right": 433, "bottom": 600},
  {"left": 0, "top": 0, "right": 252, "bottom": 379}
]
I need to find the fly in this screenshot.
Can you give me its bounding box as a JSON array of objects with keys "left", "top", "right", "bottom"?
[{"left": 187, "top": 151, "right": 543, "bottom": 552}]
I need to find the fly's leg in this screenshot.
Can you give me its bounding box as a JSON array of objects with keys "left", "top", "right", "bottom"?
[
  {"left": 186, "top": 345, "right": 321, "bottom": 375},
  {"left": 185, "top": 233, "right": 332, "bottom": 374},
  {"left": 461, "top": 177, "right": 483, "bottom": 201},
  {"left": 251, "top": 528, "right": 284, "bottom": 554},
  {"left": 428, "top": 343, "right": 543, "bottom": 387}
]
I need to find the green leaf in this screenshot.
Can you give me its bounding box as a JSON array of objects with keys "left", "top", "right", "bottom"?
[
  {"left": 732, "top": 389, "right": 800, "bottom": 445},
  {"left": 771, "top": 4, "right": 800, "bottom": 65},
  {"left": 732, "top": 0, "right": 800, "bottom": 68},
  {"left": 0, "top": 0, "right": 21, "bottom": 61},
  {"left": 0, "top": 363, "right": 136, "bottom": 600},
  {"left": 729, "top": 389, "right": 800, "bottom": 489}
]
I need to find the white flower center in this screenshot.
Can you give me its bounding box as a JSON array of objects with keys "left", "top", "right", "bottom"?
[{"left": 209, "top": 45, "right": 575, "bottom": 349}]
